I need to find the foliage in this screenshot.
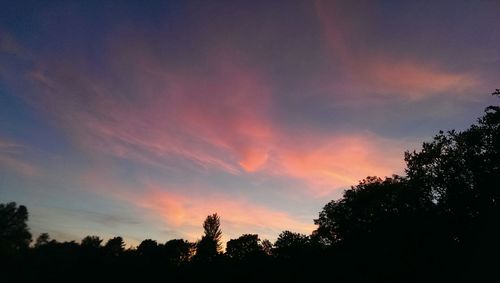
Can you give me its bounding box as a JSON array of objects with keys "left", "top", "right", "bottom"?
[
  {"left": 313, "top": 175, "right": 433, "bottom": 245},
  {"left": 35, "top": 233, "right": 51, "bottom": 248},
  {"left": 0, "top": 202, "right": 31, "bottom": 255},
  {"left": 261, "top": 239, "right": 273, "bottom": 255},
  {"left": 164, "top": 239, "right": 195, "bottom": 265},
  {"left": 81, "top": 235, "right": 102, "bottom": 249},
  {"left": 137, "top": 239, "right": 158, "bottom": 257},
  {"left": 273, "top": 231, "right": 310, "bottom": 259},
  {"left": 104, "top": 236, "right": 124, "bottom": 256},
  {"left": 195, "top": 213, "right": 222, "bottom": 261},
  {"left": 226, "top": 234, "right": 263, "bottom": 260}
]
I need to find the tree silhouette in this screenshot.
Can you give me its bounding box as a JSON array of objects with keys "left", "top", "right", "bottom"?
[
  {"left": 81, "top": 235, "right": 102, "bottom": 249},
  {"left": 195, "top": 213, "right": 222, "bottom": 262},
  {"left": 273, "top": 231, "right": 310, "bottom": 259},
  {"left": 104, "top": 236, "right": 124, "bottom": 257},
  {"left": 226, "top": 234, "right": 263, "bottom": 260},
  {"left": 137, "top": 239, "right": 158, "bottom": 257},
  {"left": 0, "top": 202, "right": 31, "bottom": 256},
  {"left": 202, "top": 213, "right": 222, "bottom": 247},
  {"left": 35, "top": 233, "right": 51, "bottom": 248},
  {"left": 310, "top": 92, "right": 500, "bottom": 281},
  {"left": 164, "top": 239, "right": 195, "bottom": 265},
  {"left": 261, "top": 239, "right": 273, "bottom": 256},
  {"left": 403, "top": 93, "right": 500, "bottom": 280},
  {"left": 314, "top": 175, "right": 432, "bottom": 245}
]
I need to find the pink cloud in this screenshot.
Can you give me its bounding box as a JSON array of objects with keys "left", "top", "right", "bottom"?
[
  {"left": 314, "top": 0, "right": 478, "bottom": 99},
  {"left": 124, "top": 183, "right": 315, "bottom": 242},
  {"left": 29, "top": 54, "right": 408, "bottom": 197},
  {"left": 28, "top": 49, "right": 274, "bottom": 175},
  {"left": 24, "top": 30, "right": 409, "bottom": 200},
  {"left": 77, "top": 169, "right": 314, "bottom": 242},
  {"left": 267, "top": 132, "right": 407, "bottom": 196}
]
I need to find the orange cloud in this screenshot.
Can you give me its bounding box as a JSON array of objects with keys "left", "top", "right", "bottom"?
[
  {"left": 261, "top": 132, "right": 406, "bottom": 196},
  {"left": 366, "top": 59, "right": 476, "bottom": 98},
  {"left": 28, "top": 52, "right": 275, "bottom": 175},
  {"left": 128, "top": 184, "right": 315, "bottom": 242},
  {"left": 30, "top": 57, "right": 408, "bottom": 197},
  {"left": 25, "top": 29, "right": 409, "bottom": 200}
]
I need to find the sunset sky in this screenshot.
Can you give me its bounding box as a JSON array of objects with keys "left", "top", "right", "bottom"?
[{"left": 1, "top": 0, "right": 499, "bottom": 246}]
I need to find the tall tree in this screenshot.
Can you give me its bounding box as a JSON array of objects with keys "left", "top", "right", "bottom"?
[
  {"left": 0, "top": 202, "right": 32, "bottom": 255},
  {"left": 195, "top": 213, "right": 222, "bottom": 261},
  {"left": 403, "top": 91, "right": 500, "bottom": 278}
]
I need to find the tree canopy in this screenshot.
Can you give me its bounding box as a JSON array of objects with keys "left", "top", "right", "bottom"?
[
  {"left": 0, "top": 202, "right": 31, "bottom": 256},
  {"left": 226, "top": 234, "right": 263, "bottom": 260}
]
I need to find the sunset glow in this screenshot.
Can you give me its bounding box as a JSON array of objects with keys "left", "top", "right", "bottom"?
[{"left": 1, "top": 0, "right": 498, "bottom": 246}]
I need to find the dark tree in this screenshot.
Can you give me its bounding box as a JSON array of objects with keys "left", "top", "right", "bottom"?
[
  {"left": 403, "top": 93, "right": 500, "bottom": 279},
  {"left": 0, "top": 202, "right": 32, "bottom": 255},
  {"left": 137, "top": 239, "right": 158, "bottom": 257},
  {"left": 34, "top": 233, "right": 51, "bottom": 248},
  {"left": 314, "top": 175, "right": 432, "bottom": 245},
  {"left": 261, "top": 239, "right": 273, "bottom": 256},
  {"left": 405, "top": 97, "right": 500, "bottom": 239},
  {"left": 273, "top": 231, "right": 310, "bottom": 259},
  {"left": 311, "top": 92, "right": 500, "bottom": 281},
  {"left": 104, "top": 236, "right": 124, "bottom": 256},
  {"left": 81, "top": 235, "right": 102, "bottom": 249},
  {"left": 164, "top": 239, "right": 194, "bottom": 265},
  {"left": 195, "top": 213, "right": 222, "bottom": 261},
  {"left": 226, "top": 234, "right": 263, "bottom": 260},
  {"left": 202, "top": 213, "right": 222, "bottom": 248}
]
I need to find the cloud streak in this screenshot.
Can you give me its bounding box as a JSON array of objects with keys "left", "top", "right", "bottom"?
[
  {"left": 0, "top": 138, "right": 39, "bottom": 176},
  {"left": 130, "top": 184, "right": 315, "bottom": 241},
  {"left": 314, "top": 0, "right": 478, "bottom": 99},
  {"left": 23, "top": 33, "right": 410, "bottom": 199}
]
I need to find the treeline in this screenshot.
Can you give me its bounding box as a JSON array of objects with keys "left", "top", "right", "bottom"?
[{"left": 1, "top": 92, "right": 499, "bottom": 282}]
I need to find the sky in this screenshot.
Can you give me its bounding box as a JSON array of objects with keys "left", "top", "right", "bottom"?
[{"left": 1, "top": 0, "right": 499, "bottom": 247}]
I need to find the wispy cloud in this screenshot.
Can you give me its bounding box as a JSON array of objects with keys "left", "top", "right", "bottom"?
[
  {"left": 28, "top": 49, "right": 274, "bottom": 175},
  {"left": 124, "top": 183, "right": 316, "bottom": 242},
  {"left": 22, "top": 33, "right": 410, "bottom": 198},
  {"left": 266, "top": 131, "right": 406, "bottom": 196},
  {"left": 314, "top": 0, "right": 478, "bottom": 99},
  {"left": 0, "top": 138, "right": 40, "bottom": 176}
]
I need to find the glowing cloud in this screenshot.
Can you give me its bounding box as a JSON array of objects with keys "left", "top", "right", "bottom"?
[
  {"left": 315, "top": 0, "right": 478, "bottom": 98},
  {"left": 128, "top": 184, "right": 315, "bottom": 241},
  {"left": 28, "top": 50, "right": 274, "bottom": 175},
  {"left": 262, "top": 132, "right": 406, "bottom": 196},
  {"left": 27, "top": 45, "right": 408, "bottom": 198}
]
